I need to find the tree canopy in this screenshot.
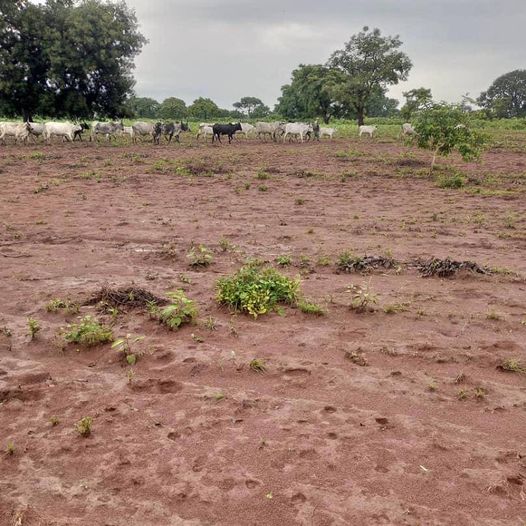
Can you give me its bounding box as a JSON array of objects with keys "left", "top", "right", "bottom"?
[
  {"left": 233, "top": 96, "right": 269, "bottom": 118},
  {"left": 400, "top": 87, "right": 433, "bottom": 121},
  {"left": 125, "top": 96, "right": 160, "bottom": 119},
  {"left": 275, "top": 63, "right": 400, "bottom": 122},
  {"left": 327, "top": 27, "right": 412, "bottom": 124},
  {"left": 157, "top": 97, "right": 187, "bottom": 120},
  {"left": 412, "top": 103, "right": 485, "bottom": 170},
  {"left": 188, "top": 97, "right": 221, "bottom": 120},
  {"left": 477, "top": 70, "right": 526, "bottom": 118},
  {"left": 275, "top": 65, "right": 342, "bottom": 123},
  {"left": 0, "top": 0, "right": 146, "bottom": 120}
]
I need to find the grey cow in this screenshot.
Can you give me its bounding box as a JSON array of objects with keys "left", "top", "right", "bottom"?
[{"left": 90, "top": 121, "right": 124, "bottom": 141}]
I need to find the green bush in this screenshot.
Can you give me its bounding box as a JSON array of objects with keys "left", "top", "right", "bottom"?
[
  {"left": 148, "top": 290, "right": 197, "bottom": 330},
  {"left": 63, "top": 316, "right": 113, "bottom": 346},
  {"left": 297, "top": 299, "right": 325, "bottom": 315},
  {"left": 436, "top": 172, "right": 465, "bottom": 189},
  {"left": 217, "top": 264, "right": 300, "bottom": 317},
  {"left": 187, "top": 244, "right": 213, "bottom": 267}
]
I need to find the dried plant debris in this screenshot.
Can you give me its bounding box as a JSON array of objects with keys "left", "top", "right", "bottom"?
[
  {"left": 337, "top": 253, "right": 397, "bottom": 273},
  {"left": 417, "top": 258, "right": 489, "bottom": 278},
  {"left": 85, "top": 286, "right": 167, "bottom": 310}
]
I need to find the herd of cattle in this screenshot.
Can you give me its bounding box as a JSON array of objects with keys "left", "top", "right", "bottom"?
[{"left": 0, "top": 119, "right": 418, "bottom": 145}]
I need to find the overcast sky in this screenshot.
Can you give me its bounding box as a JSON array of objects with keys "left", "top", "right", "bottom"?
[{"left": 125, "top": 0, "right": 525, "bottom": 109}]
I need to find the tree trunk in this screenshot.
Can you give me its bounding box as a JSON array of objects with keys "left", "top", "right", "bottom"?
[
  {"left": 430, "top": 146, "right": 439, "bottom": 172},
  {"left": 357, "top": 108, "right": 365, "bottom": 126},
  {"left": 22, "top": 108, "right": 33, "bottom": 122}
]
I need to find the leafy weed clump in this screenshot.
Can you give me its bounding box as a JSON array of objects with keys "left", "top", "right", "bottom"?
[
  {"left": 62, "top": 316, "right": 113, "bottom": 346},
  {"left": 275, "top": 255, "right": 292, "bottom": 266},
  {"left": 436, "top": 171, "right": 465, "bottom": 189},
  {"left": 249, "top": 358, "right": 267, "bottom": 373},
  {"left": 111, "top": 334, "right": 145, "bottom": 365},
  {"left": 46, "top": 298, "right": 80, "bottom": 315},
  {"left": 27, "top": 317, "right": 41, "bottom": 340},
  {"left": 497, "top": 358, "right": 526, "bottom": 374},
  {"left": 148, "top": 290, "right": 197, "bottom": 330},
  {"left": 347, "top": 283, "right": 378, "bottom": 313},
  {"left": 187, "top": 244, "right": 213, "bottom": 267},
  {"left": 75, "top": 416, "right": 93, "bottom": 437},
  {"left": 297, "top": 299, "right": 326, "bottom": 316},
  {"left": 217, "top": 264, "right": 300, "bottom": 318}
]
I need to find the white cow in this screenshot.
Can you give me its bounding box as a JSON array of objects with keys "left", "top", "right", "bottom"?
[
  {"left": 237, "top": 122, "right": 255, "bottom": 138},
  {"left": 131, "top": 121, "right": 162, "bottom": 144},
  {"left": 27, "top": 122, "right": 46, "bottom": 141},
  {"left": 401, "top": 123, "right": 415, "bottom": 136},
  {"left": 122, "top": 126, "right": 134, "bottom": 140},
  {"left": 282, "top": 122, "right": 313, "bottom": 143},
  {"left": 44, "top": 122, "right": 82, "bottom": 143},
  {"left": 255, "top": 122, "right": 283, "bottom": 141},
  {"left": 44, "top": 122, "right": 82, "bottom": 142},
  {"left": 196, "top": 124, "right": 213, "bottom": 141},
  {"left": 0, "top": 122, "right": 30, "bottom": 144},
  {"left": 359, "top": 125, "right": 377, "bottom": 137},
  {"left": 320, "top": 127, "right": 336, "bottom": 139}
]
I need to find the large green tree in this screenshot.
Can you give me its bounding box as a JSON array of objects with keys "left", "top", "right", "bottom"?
[
  {"left": 232, "top": 96, "right": 269, "bottom": 118},
  {"left": 0, "top": 0, "right": 146, "bottom": 120},
  {"left": 326, "top": 27, "right": 412, "bottom": 125},
  {"left": 400, "top": 87, "right": 433, "bottom": 121},
  {"left": 157, "top": 97, "right": 187, "bottom": 120},
  {"left": 477, "top": 70, "right": 526, "bottom": 118},
  {"left": 188, "top": 97, "right": 220, "bottom": 120},
  {"left": 125, "top": 96, "right": 160, "bottom": 118},
  {"left": 275, "top": 64, "right": 342, "bottom": 123}
]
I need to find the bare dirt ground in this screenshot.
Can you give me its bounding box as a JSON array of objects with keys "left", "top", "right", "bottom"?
[{"left": 1, "top": 136, "right": 525, "bottom": 525}]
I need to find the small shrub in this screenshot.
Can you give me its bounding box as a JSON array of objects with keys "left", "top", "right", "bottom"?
[
  {"left": 249, "top": 358, "right": 266, "bottom": 373},
  {"left": 46, "top": 298, "right": 79, "bottom": 315},
  {"left": 27, "top": 317, "right": 40, "bottom": 340},
  {"left": 317, "top": 256, "right": 331, "bottom": 266},
  {"left": 50, "top": 416, "right": 60, "bottom": 426},
  {"left": 436, "top": 172, "right": 465, "bottom": 189},
  {"left": 486, "top": 310, "right": 503, "bottom": 321},
  {"left": 216, "top": 264, "right": 300, "bottom": 318},
  {"left": 298, "top": 299, "right": 325, "bottom": 316},
  {"left": 474, "top": 387, "right": 486, "bottom": 399},
  {"left": 258, "top": 185, "right": 268, "bottom": 192},
  {"left": 275, "top": 255, "right": 292, "bottom": 266},
  {"left": 204, "top": 316, "right": 217, "bottom": 331},
  {"left": 148, "top": 290, "right": 197, "bottom": 330},
  {"left": 187, "top": 244, "right": 213, "bottom": 267},
  {"left": 6, "top": 441, "right": 15, "bottom": 455},
  {"left": 383, "top": 303, "right": 409, "bottom": 314},
  {"left": 219, "top": 237, "right": 235, "bottom": 252},
  {"left": 256, "top": 170, "right": 270, "bottom": 180},
  {"left": 347, "top": 283, "right": 378, "bottom": 313},
  {"left": 457, "top": 389, "right": 468, "bottom": 400},
  {"left": 111, "top": 334, "right": 145, "bottom": 365},
  {"left": 75, "top": 416, "right": 93, "bottom": 437},
  {"left": 498, "top": 358, "right": 525, "bottom": 374},
  {"left": 62, "top": 316, "right": 113, "bottom": 346},
  {"left": 295, "top": 198, "right": 305, "bottom": 205}
]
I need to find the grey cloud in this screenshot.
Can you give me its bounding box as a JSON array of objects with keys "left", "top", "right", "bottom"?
[{"left": 126, "top": 0, "right": 526, "bottom": 108}]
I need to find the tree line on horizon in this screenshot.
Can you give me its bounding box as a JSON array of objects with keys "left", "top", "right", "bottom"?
[{"left": 1, "top": 1, "right": 524, "bottom": 123}]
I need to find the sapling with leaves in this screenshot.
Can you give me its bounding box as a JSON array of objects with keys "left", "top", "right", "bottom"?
[
  {"left": 111, "top": 334, "right": 145, "bottom": 365},
  {"left": 412, "top": 103, "right": 485, "bottom": 171}
]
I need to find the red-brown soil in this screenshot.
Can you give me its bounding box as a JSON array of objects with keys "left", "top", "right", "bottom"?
[{"left": 1, "top": 137, "right": 525, "bottom": 525}]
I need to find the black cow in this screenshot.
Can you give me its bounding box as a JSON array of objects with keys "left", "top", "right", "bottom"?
[
  {"left": 153, "top": 122, "right": 163, "bottom": 145},
  {"left": 212, "top": 122, "right": 242, "bottom": 144},
  {"left": 73, "top": 122, "right": 90, "bottom": 141}
]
